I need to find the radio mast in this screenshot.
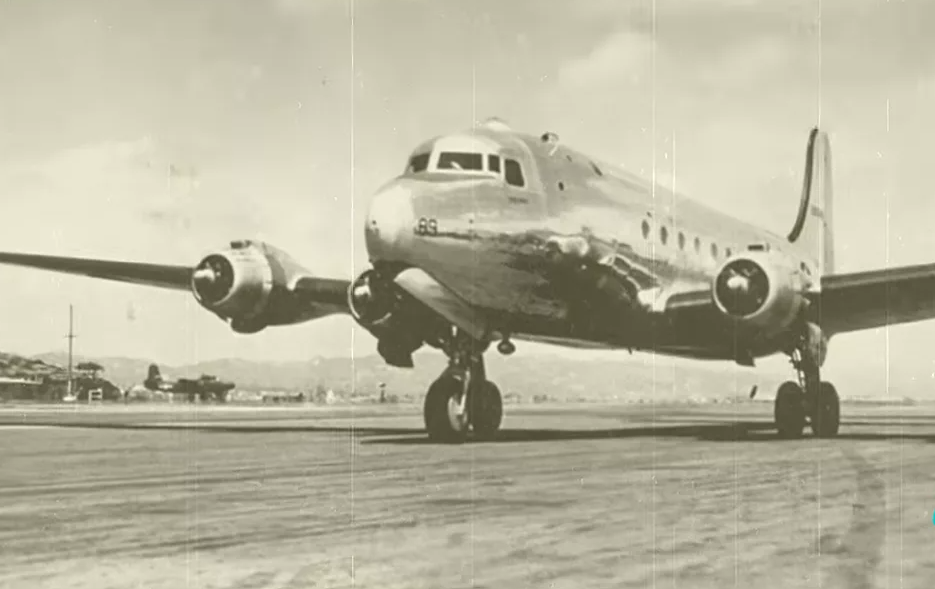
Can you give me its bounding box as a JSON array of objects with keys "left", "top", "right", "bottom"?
[{"left": 65, "top": 304, "right": 76, "bottom": 398}]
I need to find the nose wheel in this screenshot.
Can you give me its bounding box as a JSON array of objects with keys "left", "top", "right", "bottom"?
[
  {"left": 774, "top": 335, "right": 840, "bottom": 439},
  {"left": 423, "top": 332, "right": 504, "bottom": 443}
]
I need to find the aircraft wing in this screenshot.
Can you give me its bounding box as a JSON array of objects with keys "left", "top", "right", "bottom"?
[
  {"left": 0, "top": 251, "right": 193, "bottom": 290},
  {"left": 664, "top": 263, "right": 935, "bottom": 338},
  {"left": 0, "top": 250, "right": 352, "bottom": 314},
  {"left": 810, "top": 263, "right": 935, "bottom": 336}
]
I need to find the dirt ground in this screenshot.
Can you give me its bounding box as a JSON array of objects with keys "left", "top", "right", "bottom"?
[{"left": 1, "top": 402, "right": 933, "bottom": 588}]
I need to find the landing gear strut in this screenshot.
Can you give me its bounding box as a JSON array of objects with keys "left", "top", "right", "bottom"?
[
  {"left": 774, "top": 327, "right": 840, "bottom": 439},
  {"left": 423, "top": 331, "right": 503, "bottom": 443}
]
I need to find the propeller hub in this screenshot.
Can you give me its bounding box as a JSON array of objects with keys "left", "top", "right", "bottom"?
[
  {"left": 725, "top": 274, "right": 750, "bottom": 293},
  {"left": 191, "top": 254, "right": 235, "bottom": 304},
  {"left": 715, "top": 258, "right": 771, "bottom": 317}
]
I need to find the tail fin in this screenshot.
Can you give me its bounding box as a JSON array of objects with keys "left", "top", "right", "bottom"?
[
  {"left": 144, "top": 364, "right": 162, "bottom": 389},
  {"left": 787, "top": 127, "right": 835, "bottom": 277}
]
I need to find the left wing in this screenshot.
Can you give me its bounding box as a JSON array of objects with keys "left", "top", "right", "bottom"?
[
  {"left": 663, "top": 263, "right": 935, "bottom": 339},
  {"left": 808, "top": 263, "right": 935, "bottom": 336}
]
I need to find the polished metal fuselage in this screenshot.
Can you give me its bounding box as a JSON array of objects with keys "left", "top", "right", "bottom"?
[{"left": 365, "top": 125, "right": 817, "bottom": 361}]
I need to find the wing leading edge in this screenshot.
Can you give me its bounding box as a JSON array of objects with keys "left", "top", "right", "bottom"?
[{"left": 0, "top": 251, "right": 193, "bottom": 290}]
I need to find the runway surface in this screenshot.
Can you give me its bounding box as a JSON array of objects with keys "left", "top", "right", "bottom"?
[{"left": 1, "top": 402, "right": 933, "bottom": 588}]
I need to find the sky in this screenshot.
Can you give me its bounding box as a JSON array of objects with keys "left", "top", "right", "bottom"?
[{"left": 0, "top": 0, "right": 933, "bottom": 391}]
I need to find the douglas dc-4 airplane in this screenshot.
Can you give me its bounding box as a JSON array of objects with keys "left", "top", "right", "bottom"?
[{"left": 2, "top": 118, "right": 933, "bottom": 442}]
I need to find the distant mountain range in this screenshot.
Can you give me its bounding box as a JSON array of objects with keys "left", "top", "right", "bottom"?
[
  {"left": 3, "top": 348, "right": 923, "bottom": 404},
  {"left": 27, "top": 349, "right": 784, "bottom": 404}
]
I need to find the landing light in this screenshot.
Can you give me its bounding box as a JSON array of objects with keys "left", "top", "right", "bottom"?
[{"left": 497, "top": 338, "right": 516, "bottom": 356}]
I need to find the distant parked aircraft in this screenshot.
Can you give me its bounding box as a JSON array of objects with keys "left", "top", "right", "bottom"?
[{"left": 143, "top": 363, "right": 235, "bottom": 403}]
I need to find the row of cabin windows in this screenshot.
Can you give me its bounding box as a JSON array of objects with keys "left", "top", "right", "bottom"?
[
  {"left": 406, "top": 151, "right": 525, "bottom": 188},
  {"left": 640, "top": 219, "right": 734, "bottom": 261}
]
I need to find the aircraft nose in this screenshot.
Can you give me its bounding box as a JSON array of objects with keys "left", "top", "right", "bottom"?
[{"left": 365, "top": 180, "right": 415, "bottom": 262}]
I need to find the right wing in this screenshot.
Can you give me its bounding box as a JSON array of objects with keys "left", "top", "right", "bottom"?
[
  {"left": 0, "top": 251, "right": 193, "bottom": 290},
  {"left": 0, "top": 247, "right": 352, "bottom": 328}
]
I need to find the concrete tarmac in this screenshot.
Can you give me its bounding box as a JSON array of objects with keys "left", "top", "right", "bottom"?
[{"left": 0, "top": 402, "right": 933, "bottom": 588}]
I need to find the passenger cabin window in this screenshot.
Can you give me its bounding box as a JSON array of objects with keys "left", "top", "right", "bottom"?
[
  {"left": 407, "top": 153, "right": 430, "bottom": 174},
  {"left": 641, "top": 220, "right": 650, "bottom": 239},
  {"left": 678, "top": 232, "right": 686, "bottom": 250},
  {"left": 504, "top": 158, "right": 525, "bottom": 187},
  {"left": 659, "top": 226, "right": 669, "bottom": 245},
  {"left": 437, "top": 152, "right": 484, "bottom": 171},
  {"left": 711, "top": 243, "right": 719, "bottom": 259},
  {"left": 694, "top": 237, "right": 701, "bottom": 252}
]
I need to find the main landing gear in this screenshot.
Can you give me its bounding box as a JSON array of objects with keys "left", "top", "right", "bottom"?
[
  {"left": 774, "top": 332, "right": 840, "bottom": 439},
  {"left": 423, "top": 331, "right": 503, "bottom": 443}
]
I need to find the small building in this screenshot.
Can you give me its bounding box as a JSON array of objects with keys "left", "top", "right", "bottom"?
[{"left": 0, "top": 376, "right": 66, "bottom": 402}]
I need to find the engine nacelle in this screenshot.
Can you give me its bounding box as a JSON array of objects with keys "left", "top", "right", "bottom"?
[
  {"left": 711, "top": 251, "right": 808, "bottom": 338},
  {"left": 190, "top": 240, "right": 309, "bottom": 334},
  {"left": 347, "top": 268, "right": 431, "bottom": 367}
]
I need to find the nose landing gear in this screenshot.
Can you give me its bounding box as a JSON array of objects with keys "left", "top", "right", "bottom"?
[{"left": 423, "top": 330, "right": 504, "bottom": 443}]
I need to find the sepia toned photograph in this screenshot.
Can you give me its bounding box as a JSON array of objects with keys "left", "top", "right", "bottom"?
[{"left": 0, "top": 1, "right": 933, "bottom": 587}]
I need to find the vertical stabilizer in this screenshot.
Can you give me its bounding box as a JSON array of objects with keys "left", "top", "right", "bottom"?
[
  {"left": 144, "top": 364, "right": 162, "bottom": 390},
  {"left": 788, "top": 128, "right": 835, "bottom": 278}
]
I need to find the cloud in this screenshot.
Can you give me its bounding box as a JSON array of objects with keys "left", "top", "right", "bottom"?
[
  {"left": 557, "top": 24, "right": 794, "bottom": 97},
  {"left": 0, "top": 138, "right": 278, "bottom": 262},
  {"left": 273, "top": 0, "right": 423, "bottom": 16},
  {"left": 557, "top": 30, "right": 655, "bottom": 89},
  {"left": 692, "top": 36, "right": 792, "bottom": 89},
  {"left": 273, "top": 0, "right": 343, "bottom": 15}
]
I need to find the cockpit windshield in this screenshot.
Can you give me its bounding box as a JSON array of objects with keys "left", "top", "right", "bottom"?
[
  {"left": 406, "top": 153, "right": 430, "bottom": 173},
  {"left": 402, "top": 134, "right": 527, "bottom": 188},
  {"left": 437, "top": 152, "right": 483, "bottom": 171}
]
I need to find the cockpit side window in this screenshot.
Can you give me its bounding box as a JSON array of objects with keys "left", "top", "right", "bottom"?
[
  {"left": 437, "top": 152, "right": 484, "bottom": 171},
  {"left": 407, "top": 153, "right": 430, "bottom": 174},
  {"left": 487, "top": 155, "right": 501, "bottom": 173},
  {"left": 504, "top": 158, "right": 525, "bottom": 187}
]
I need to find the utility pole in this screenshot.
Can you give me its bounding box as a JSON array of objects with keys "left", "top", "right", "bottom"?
[{"left": 65, "top": 304, "right": 77, "bottom": 400}]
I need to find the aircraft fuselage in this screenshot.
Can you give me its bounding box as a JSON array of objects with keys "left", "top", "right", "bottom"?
[{"left": 364, "top": 121, "right": 818, "bottom": 362}]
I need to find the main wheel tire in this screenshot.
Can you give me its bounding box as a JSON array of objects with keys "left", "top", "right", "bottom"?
[
  {"left": 811, "top": 381, "right": 840, "bottom": 438},
  {"left": 775, "top": 381, "right": 806, "bottom": 439},
  {"left": 423, "top": 375, "right": 469, "bottom": 444},
  {"left": 471, "top": 380, "right": 503, "bottom": 440}
]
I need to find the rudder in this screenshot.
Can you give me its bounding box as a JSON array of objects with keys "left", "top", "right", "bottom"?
[{"left": 787, "top": 127, "right": 835, "bottom": 277}]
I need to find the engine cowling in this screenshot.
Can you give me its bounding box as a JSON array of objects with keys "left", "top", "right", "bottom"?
[
  {"left": 348, "top": 268, "right": 401, "bottom": 335},
  {"left": 190, "top": 240, "right": 290, "bottom": 333},
  {"left": 712, "top": 251, "right": 808, "bottom": 338},
  {"left": 348, "top": 268, "right": 429, "bottom": 367}
]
